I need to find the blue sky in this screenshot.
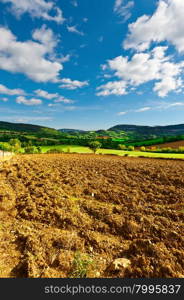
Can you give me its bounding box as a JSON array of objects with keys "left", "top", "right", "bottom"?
[{"left": 0, "top": 0, "right": 184, "bottom": 130}]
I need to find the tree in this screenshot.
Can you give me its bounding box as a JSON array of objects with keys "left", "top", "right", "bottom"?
[
  {"left": 36, "top": 146, "right": 42, "bottom": 153},
  {"left": 0, "top": 142, "right": 12, "bottom": 152},
  {"left": 88, "top": 141, "right": 101, "bottom": 154},
  {"left": 9, "top": 138, "right": 21, "bottom": 152},
  {"left": 24, "top": 146, "right": 35, "bottom": 154},
  {"left": 27, "top": 140, "right": 33, "bottom": 147}
]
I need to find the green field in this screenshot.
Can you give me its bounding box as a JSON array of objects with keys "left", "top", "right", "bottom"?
[{"left": 40, "top": 144, "right": 184, "bottom": 159}]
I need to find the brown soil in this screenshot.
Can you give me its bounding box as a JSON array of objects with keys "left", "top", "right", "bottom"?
[
  {"left": 0, "top": 154, "right": 184, "bottom": 278},
  {"left": 137, "top": 140, "right": 184, "bottom": 149}
]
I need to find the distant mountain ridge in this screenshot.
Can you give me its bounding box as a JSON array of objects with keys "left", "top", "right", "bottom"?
[
  {"left": 0, "top": 121, "right": 53, "bottom": 133},
  {"left": 59, "top": 129, "right": 86, "bottom": 133},
  {"left": 108, "top": 124, "right": 184, "bottom": 137},
  {"left": 0, "top": 121, "right": 184, "bottom": 140},
  {"left": 0, "top": 121, "right": 60, "bottom": 138}
]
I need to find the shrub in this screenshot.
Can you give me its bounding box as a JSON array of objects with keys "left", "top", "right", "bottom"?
[
  {"left": 46, "top": 149, "right": 64, "bottom": 154},
  {"left": 127, "top": 146, "right": 135, "bottom": 151},
  {"left": 118, "top": 144, "right": 127, "bottom": 150},
  {"left": 140, "top": 146, "right": 146, "bottom": 152},
  {"left": 24, "top": 146, "right": 36, "bottom": 154}
]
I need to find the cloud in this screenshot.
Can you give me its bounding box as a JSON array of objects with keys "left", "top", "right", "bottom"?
[
  {"left": 117, "top": 102, "right": 184, "bottom": 115},
  {"left": 32, "top": 25, "right": 58, "bottom": 52},
  {"left": 0, "top": 83, "right": 25, "bottom": 95},
  {"left": 80, "top": 44, "right": 87, "bottom": 48},
  {"left": 34, "top": 89, "right": 74, "bottom": 104},
  {"left": 60, "top": 54, "right": 71, "bottom": 63},
  {"left": 124, "top": 0, "right": 184, "bottom": 53},
  {"left": 71, "top": 0, "right": 78, "bottom": 7},
  {"left": 34, "top": 89, "right": 58, "bottom": 100},
  {"left": 114, "top": 0, "right": 134, "bottom": 22},
  {"left": 16, "top": 96, "right": 42, "bottom": 106},
  {"left": 0, "top": 97, "right": 8, "bottom": 102},
  {"left": 98, "top": 36, "right": 104, "bottom": 43},
  {"left": 97, "top": 80, "right": 127, "bottom": 96},
  {"left": 156, "top": 101, "right": 184, "bottom": 109},
  {"left": 117, "top": 107, "right": 151, "bottom": 115},
  {"left": 59, "top": 78, "right": 89, "bottom": 90},
  {"left": 167, "top": 102, "right": 184, "bottom": 107},
  {"left": 14, "top": 116, "right": 53, "bottom": 123},
  {"left": 83, "top": 18, "right": 88, "bottom": 23},
  {"left": 0, "top": 0, "right": 65, "bottom": 23},
  {"left": 0, "top": 26, "right": 63, "bottom": 82},
  {"left": 117, "top": 111, "right": 127, "bottom": 115},
  {"left": 97, "top": 46, "right": 184, "bottom": 97},
  {"left": 135, "top": 107, "right": 151, "bottom": 112},
  {"left": 67, "top": 25, "right": 84, "bottom": 36},
  {"left": 48, "top": 103, "right": 76, "bottom": 110},
  {"left": 54, "top": 96, "right": 74, "bottom": 104}
]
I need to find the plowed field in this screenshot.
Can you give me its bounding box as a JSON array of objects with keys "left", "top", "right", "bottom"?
[
  {"left": 137, "top": 140, "right": 184, "bottom": 149},
  {"left": 0, "top": 154, "right": 184, "bottom": 278}
]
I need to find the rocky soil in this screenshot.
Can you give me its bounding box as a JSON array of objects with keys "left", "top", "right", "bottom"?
[{"left": 0, "top": 154, "right": 183, "bottom": 278}]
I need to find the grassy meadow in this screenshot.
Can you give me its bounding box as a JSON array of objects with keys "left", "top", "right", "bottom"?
[{"left": 39, "top": 144, "right": 184, "bottom": 159}]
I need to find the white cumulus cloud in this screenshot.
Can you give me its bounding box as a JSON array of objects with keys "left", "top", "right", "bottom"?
[
  {"left": 124, "top": 0, "right": 184, "bottom": 53},
  {"left": 0, "top": 83, "right": 25, "bottom": 95},
  {"left": 34, "top": 89, "right": 58, "bottom": 99},
  {"left": 59, "top": 78, "right": 89, "bottom": 90},
  {"left": 97, "top": 80, "right": 127, "bottom": 96},
  {"left": 0, "top": 26, "right": 63, "bottom": 82},
  {"left": 0, "top": 0, "right": 65, "bottom": 23},
  {"left": 34, "top": 89, "right": 74, "bottom": 103},
  {"left": 16, "top": 96, "right": 42, "bottom": 106},
  {"left": 54, "top": 96, "right": 74, "bottom": 104},
  {"left": 97, "top": 46, "right": 184, "bottom": 97}
]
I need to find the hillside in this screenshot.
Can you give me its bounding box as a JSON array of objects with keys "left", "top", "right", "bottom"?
[
  {"left": 0, "top": 121, "right": 48, "bottom": 132},
  {"left": 108, "top": 124, "right": 184, "bottom": 138},
  {"left": 59, "top": 124, "right": 184, "bottom": 140},
  {"left": 0, "top": 121, "right": 61, "bottom": 137},
  {"left": 1, "top": 121, "right": 184, "bottom": 142},
  {"left": 59, "top": 129, "right": 86, "bottom": 133}
]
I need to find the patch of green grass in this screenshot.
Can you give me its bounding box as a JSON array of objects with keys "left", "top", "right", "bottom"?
[
  {"left": 99, "top": 149, "right": 184, "bottom": 159},
  {"left": 69, "top": 251, "right": 93, "bottom": 278},
  {"left": 40, "top": 145, "right": 92, "bottom": 154},
  {"left": 25, "top": 144, "right": 184, "bottom": 159}
]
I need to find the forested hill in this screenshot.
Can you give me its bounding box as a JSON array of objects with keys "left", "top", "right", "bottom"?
[
  {"left": 108, "top": 124, "right": 184, "bottom": 137},
  {"left": 0, "top": 121, "right": 184, "bottom": 141},
  {"left": 0, "top": 121, "right": 59, "bottom": 135}
]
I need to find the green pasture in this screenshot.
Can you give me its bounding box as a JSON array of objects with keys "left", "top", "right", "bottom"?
[{"left": 39, "top": 144, "right": 184, "bottom": 159}]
